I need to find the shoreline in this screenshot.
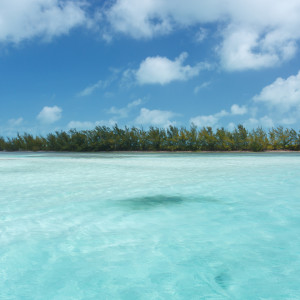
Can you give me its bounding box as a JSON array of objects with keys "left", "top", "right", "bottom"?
[{"left": 1, "top": 150, "right": 300, "bottom": 154}]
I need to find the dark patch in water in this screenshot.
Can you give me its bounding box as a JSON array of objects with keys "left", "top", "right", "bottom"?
[
  {"left": 215, "top": 272, "right": 230, "bottom": 289},
  {"left": 116, "top": 195, "right": 221, "bottom": 210},
  {"left": 119, "top": 195, "right": 184, "bottom": 210}
]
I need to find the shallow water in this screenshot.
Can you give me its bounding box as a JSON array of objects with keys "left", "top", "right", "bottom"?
[{"left": 1, "top": 152, "right": 300, "bottom": 299}]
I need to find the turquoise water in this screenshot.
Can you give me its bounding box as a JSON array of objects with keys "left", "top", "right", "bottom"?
[{"left": 1, "top": 152, "right": 300, "bottom": 299}]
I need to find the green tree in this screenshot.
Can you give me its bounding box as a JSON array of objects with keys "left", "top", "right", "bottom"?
[
  {"left": 232, "top": 124, "right": 248, "bottom": 150},
  {"left": 249, "top": 128, "right": 268, "bottom": 152}
]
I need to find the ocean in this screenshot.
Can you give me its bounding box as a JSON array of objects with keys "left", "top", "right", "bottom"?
[{"left": 1, "top": 152, "right": 300, "bottom": 299}]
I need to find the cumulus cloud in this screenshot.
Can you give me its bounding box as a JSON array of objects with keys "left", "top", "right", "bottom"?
[
  {"left": 135, "top": 52, "right": 206, "bottom": 85},
  {"left": 2, "top": 0, "right": 299, "bottom": 72},
  {"left": 190, "top": 114, "right": 219, "bottom": 127},
  {"left": 0, "top": 0, "right": 87, "bottom": 44},
  {"left": 253, "top": 70, "right": 300, "bottom": 112},
  {"left": 231, "top": 104, "right": 248, "bottom": 115},
  {"left": 106, "top": 0, "right": 225, "bottom": 39},
  {"left": 37, "top": 106, "right": 62, "bottom": 124},
  {"left": 219, "top": 27, "right": 280, "bottom": 71},
  {"left": 106, "top": 0, "right": 300, "bottom": 70},
  {"left": 135, "top": 108, "right": 177, "bottom": 127},
  {"left": 4, "top": 1, "right": 298, "bottom": 71},
  {"left": 106, "top": 0, "right": 173, "bottom": 39}
]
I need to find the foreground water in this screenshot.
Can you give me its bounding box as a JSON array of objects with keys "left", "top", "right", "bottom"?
[{"left": 1, "top": 152, "right": 300, "bottom": 299}]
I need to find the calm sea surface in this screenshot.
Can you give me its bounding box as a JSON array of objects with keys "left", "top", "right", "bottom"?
[{"left": 1, "top": 152, "right": 300, "bottom": 299}]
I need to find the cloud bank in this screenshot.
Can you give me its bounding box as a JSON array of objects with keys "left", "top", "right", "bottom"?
[
  {"left": 106, "top": 0, "right": 300, "bottom": 70},
  {"left": 2, "top": 0, "right": 299, "bottom": 72}
]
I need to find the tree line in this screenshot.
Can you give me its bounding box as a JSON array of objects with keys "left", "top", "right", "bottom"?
[{"left": 1, "top": 124, "right": 300, "bottom": 152}]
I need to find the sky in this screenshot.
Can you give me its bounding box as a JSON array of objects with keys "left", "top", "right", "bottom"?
[{"left": 1, "top": 0, "right": 300, "bottom": 136}]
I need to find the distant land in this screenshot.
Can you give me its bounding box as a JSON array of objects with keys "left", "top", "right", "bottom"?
[{"left": 1, "top": 125, "right": 300, "bottom": 152}]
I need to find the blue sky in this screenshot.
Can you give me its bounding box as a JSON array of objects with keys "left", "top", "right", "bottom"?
[{"left": 1, "top": 0, "right": 300, "bottom": 136}]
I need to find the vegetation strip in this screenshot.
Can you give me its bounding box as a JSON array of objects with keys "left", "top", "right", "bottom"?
[{"left": 1, "top": 125, "right": 300, "bottom": 152}]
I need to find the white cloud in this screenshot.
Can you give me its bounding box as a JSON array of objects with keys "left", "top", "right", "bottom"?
[
  {"left": 253, "top": 70, "right": 300, "bottom": 112},
  {"left": 194, "top": 81, "right": 211, "bottom": 94},
  {"left": 0, "top": 0, "right": 87, "bottom": 44},
  {"left": 190, "top": 104, "right": 248, "bottom": 127},
  {"left": 244, "top": 116, "right": 274, "bottom": 128},
  {"left": 77, "top": 80, "right": 108, "bottom": 97},
  {"left": 67, "top": 99, "right": 142, "bottom": 130},
  {"left": 106, "top": 0, "right": 300, "bottom": 70},
  {"left": 8, "top": 117, "right": 23, "bottom": 126},
  {"left": 37, "top": 106, "right": 62, "bottom": 124},
  {"left": 135, "top": 108, "right": 177, "bottom": 127},
  {"left": 108, "top": 106, "right": 128, "bottom": 118},
  {"left": 106, "top": 0, "right": 172, "bottom": 39},
  {"left": 231, "top": 104, "right": 247, "bottom": 115},
  {"left": 2, "top": 0, "right": 299, "bottom": 72},
  {"left": 195, "top": 27, "right": 208, "bottom": 43},
  {"left": 214, "top": 109, "right": 229, "bottom": 118},
  {"left": 127, "top": 99, "right": 142, "bottom": 108},
  {"left": 67, "top": 119, "right": 116, "bottom": 130},
  {"left": 106, "top": 0, "right": 225, "bottom": 39},
  {"left": 280, "top": 117, "right": 297, "bottom": 125},
  {"left": 77, "top": 70, "right": 120, "bottom": 97},
  {"left": 108, "top": 99, "right": 142, "bottom": 118},
  {"left": 227, "top": 122, "right": 236, "bottom": 131},
  {"left": 67, "top": 121, "right": 95, "bottom": 130},
  {"left": 190, "top": 114, "right": 218, "bottom": 127},
  {"left": 135, "top": 52, "right": 206, "bottom": 85},
  {"left": 219, "top": 27, "right": 280, "bottom": 71}
]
